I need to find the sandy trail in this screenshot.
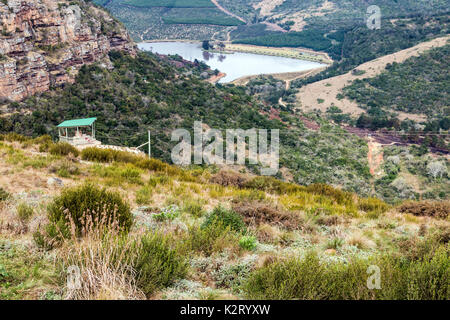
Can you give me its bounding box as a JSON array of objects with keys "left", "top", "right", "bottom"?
[
  {"left": 262, "top": 21, "right": 287, "bottom": 33},
  {"left": 296, "top": 36, "right": 450, "bottom": 121},
  {"left": 211, "top": 0, "right": 247, "bottom": 24},
  {"left": 367, "top": 138, "right": 384, "bottom": 176}
]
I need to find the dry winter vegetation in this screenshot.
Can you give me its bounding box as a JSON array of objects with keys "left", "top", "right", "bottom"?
[{"left": 0, "top": 134, "right": 448, "bottom": 300}]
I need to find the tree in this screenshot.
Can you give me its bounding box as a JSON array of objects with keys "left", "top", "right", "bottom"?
[
  {"left": 202, "top": 40, "right": 210, "bottom": 51},
  {"left": 427, "top": 161, "right": 447, "bottom": 179}
]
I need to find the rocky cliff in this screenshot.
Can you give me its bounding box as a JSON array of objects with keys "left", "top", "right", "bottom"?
[{"left": 0, "top": 0, "right": 135, "bottom": 102}]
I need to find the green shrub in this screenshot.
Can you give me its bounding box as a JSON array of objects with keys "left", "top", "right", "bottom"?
[
  {"left": 0, "top": 132, "right": 29, "bottom": 143},
  {"left": 305, "top": 183, "right": 354, "bottom": 205},
  {"left": 81, "top": 147, "right": 115, "bottom": 163},
  {"left": 153, "top": 205, "right": 180, "bottom": 222},
  {"left": 405, "top": 246, "right": 449, "bottom": 300},
  {"left": 40, "top": 184, "right": 133, "bottom": 245},
  {"left": 49, "top": 159, "right": 80, "bottom": 178},
  {"left": 243, "top": 176, "right": 303, "bottom": 195},
  {"left": 135, "top": 185, "right": 153, "bottom": 205},
  {"left": 17, "top": 203, "right": 34, "bottom": 222},
  {"left": 202, "top": 206, "right": 246, "bottom": 233},
  {"left": 148, "top": 174, "right": 170, "bottom": 187},
  {"left": 239, "top": 235, "right": 258, "bottom": 251},
  {"left": 21, "top": 135, "right": 53, "bottom": 149},
  {"left": 137, "top": 158, "right": 180, "bottom": 175},
  {"left": 133, "top": 233, "right": 188, "bottom": 296},
  {"left": 49, "top": 142, "right": 79, "bottom": 157},
  {"left": 233, "top": 189, "right": 266, "bottom": 201},
  {"left": 182, "top": 199, "right": 205, "bottom": 217},
  {"left": 325, "top": 237, "right": 344, "bottom": 250},
  {"left": 359, "top": 197, "right": 389, "bottom": 217},
  {"left": 81, "top": 147, "right": 182, "bottom": 176},
  {"left": 91, "top": 163, "right": 142, "bottom": 185},
  {"left": 244, "top": 247, "right": 450, "bottom": 300},
  {"left": 0, "top": 188, "right": 11, "bottom": 202},
  {"left": 185, "top": 221, "right": 240, "bottom": 256}
]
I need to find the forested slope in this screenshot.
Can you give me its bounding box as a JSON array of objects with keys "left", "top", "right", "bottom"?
[{"left": 344, "top": 44, "right": 450, "bottom": 123}]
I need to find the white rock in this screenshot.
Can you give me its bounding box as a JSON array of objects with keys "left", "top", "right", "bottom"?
[{"left": 47, "top": 177, "right": 63, "bottom": 187}]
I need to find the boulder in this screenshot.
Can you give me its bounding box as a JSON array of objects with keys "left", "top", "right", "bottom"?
[{"left": 47, "top": 177, "right": 64, "bottom": 188}]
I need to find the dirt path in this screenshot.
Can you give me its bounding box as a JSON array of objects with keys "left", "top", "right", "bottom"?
[
  {"left": 262, "top": 21, "right": 288, "bottom": 33},
  {"left": 296, "top": 35, "right": 450, "bottom": 121},
  {"left": 207, "top": 72, "right": 227, "bottom": 83},
  {"left": 211, "top": 0, "right": 247, "bottom": 24},
  {"left": 225, "top": 29, "right": 231, "bottom": 42},
  {"left": 367, "top": 138, "right": 384, "bottom": 176},
  {"left": 278, "top": 79, "right": 291, "bottom": 107}
]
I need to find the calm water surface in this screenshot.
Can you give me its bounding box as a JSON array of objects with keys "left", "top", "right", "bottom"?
[{"left": 138, "top": 42, "right": 325, "bottom": 83}]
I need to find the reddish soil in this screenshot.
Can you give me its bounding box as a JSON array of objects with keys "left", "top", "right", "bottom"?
[
  {"left": 343, "top": 126, "right": 449, "bottom": 154},
  {"left": 300, "top": 116, "right": 320, "bottom": 131},
  {"left": 207, "top": 72, "right": 226, "bottom": 83}
]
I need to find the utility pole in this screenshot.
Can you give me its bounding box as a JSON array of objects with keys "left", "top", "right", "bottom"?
[
  {"left": 136, "top": 130, "right": 151, "bottom": 158},
  {"left": 148, "top": 130, "right": 151, "bottom": 158}
]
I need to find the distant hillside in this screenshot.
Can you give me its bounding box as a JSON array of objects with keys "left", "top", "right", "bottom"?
[
  {"left": 344, "top": 44, "right": 450, "bottom": 124},
  {"left": 93, "top": 0, "right": 244, "bottom": 41},
  {"left": 94, "top": 0, "right": 450, "bottom": 43},
  {"left": 295, "top": 36, "right": 449, "bottom": 122}
]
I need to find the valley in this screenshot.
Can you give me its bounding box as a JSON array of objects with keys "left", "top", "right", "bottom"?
[
  {"left": 138, "top": 41, "right": 327, "bottom": 83},
  {"left": 0, "top": 0, "right": 448, "bottom": 303}
]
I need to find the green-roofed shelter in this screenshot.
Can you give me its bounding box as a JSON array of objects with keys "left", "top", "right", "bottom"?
[
  {"left": 57, "top": 117, "right": 98, "bottom": 145},
  {"left": 57, "top": 117, "right": 97, "bottom": 128}
]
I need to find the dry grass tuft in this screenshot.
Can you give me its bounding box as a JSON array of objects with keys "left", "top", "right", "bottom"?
[
  {"left": 59, "top": 232, "right": 145, "bottom": 300},
  {"left": 256, "top": 223, "right": 282, "bottom": 243}
]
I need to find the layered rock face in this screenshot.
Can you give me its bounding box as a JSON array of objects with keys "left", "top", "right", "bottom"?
[{"left": 0, "top": 0, "right": 135, "bottom": 101}]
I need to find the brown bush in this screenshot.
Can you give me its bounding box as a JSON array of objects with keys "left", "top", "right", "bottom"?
[
  {"left": 398, "top": 201, "right": 449, "bottom": 219},
  {"left": 210, "top": 170, "right": 248, "bottom": 188},
  {"left": 231, "top": 200, "right": 302, "bottom": 230}
]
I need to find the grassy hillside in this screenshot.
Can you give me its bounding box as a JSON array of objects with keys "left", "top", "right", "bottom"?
[
  {"left": 0, "top": 51, "right": 375, "bottom": 197},
  {"left": 344, "top": 44, "right": 449, "bottom": 121},
  {"left": 1, "top": 50, "right": 448, "bottom": 202},
  {"left": 0, "top": 136, "right": 448, "bottom": 300}
]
